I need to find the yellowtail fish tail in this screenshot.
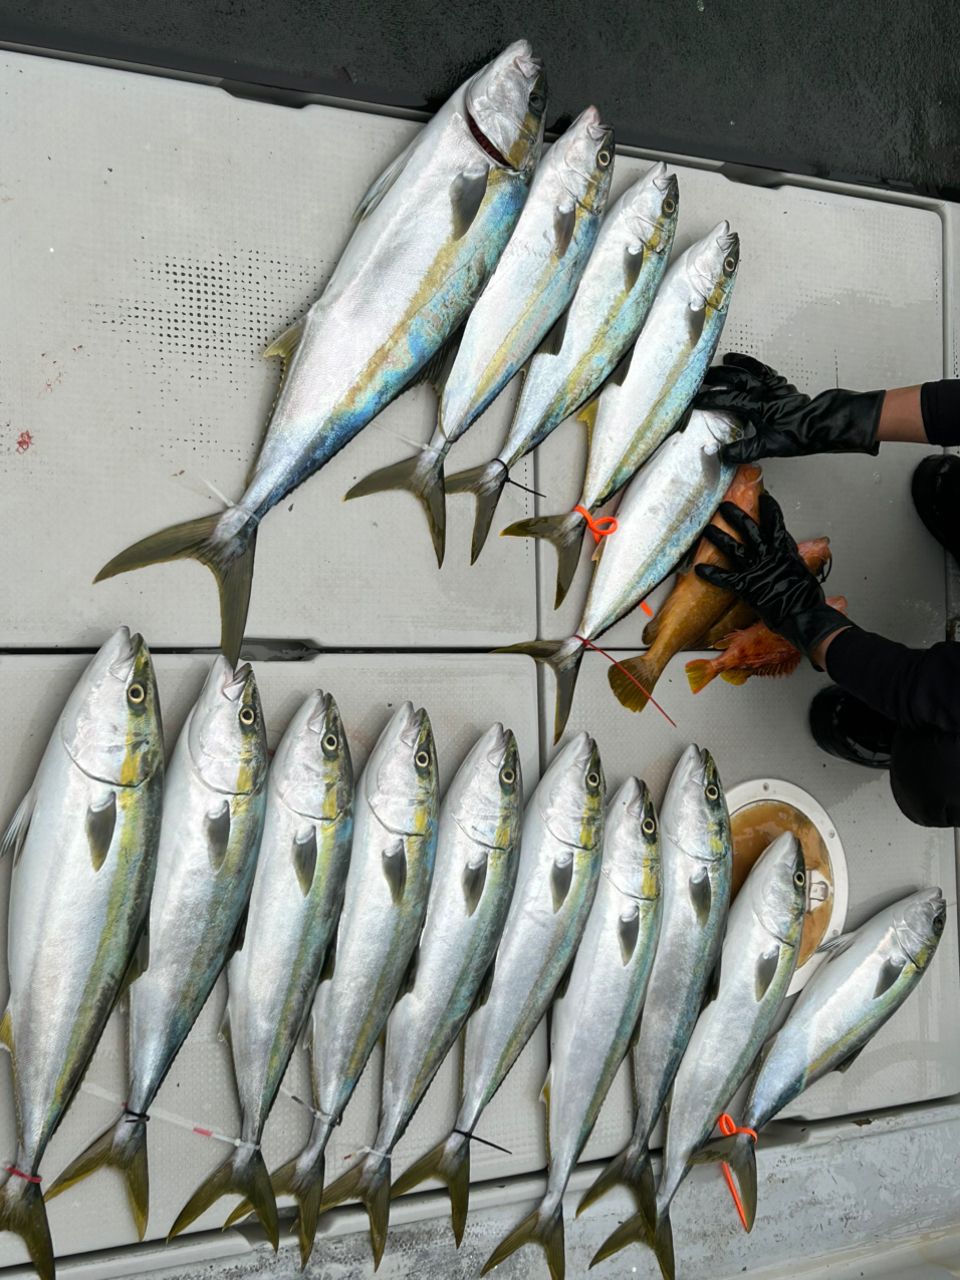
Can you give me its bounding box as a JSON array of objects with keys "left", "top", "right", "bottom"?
[
  {"left": 590, "top": 1206, "right": 674, "bottom": 1278},
  {"left": 607, "top": 651, "right": 666, "bottom": 713},
  {"left": 446, "top": 460, "right": 509, "bottom": 564},
  {"left": 46, "top": 1113, "right": 149, "bottom": 1239},
  {"left": 319, "top": 1151, "right": 392, "bottom": 1269},
  {"left": 494, "top": 638, "right": 583, "bottom": 743},
  {"left": 689, "top": 1130, "right": 758, "bottom": 1232},
  {"left": 481, "top": 1198, "right": 564, "bottom": 1280},
  {"left": 389, "top": 1130, "right": 470, "bottom": 1246},
  {"left": 576, "top": 1143, "right": 655, "bottom": 1221},
  {"left": 94, "top": 511, "right": 257, "bottom": 666},
  {"left": 344, "top": 450, "right": 447, "bottom": 567},
  {"left": 684, "top": 657, "right": 717, "bottom": 694},
  {"left": 169, "top": 1144, "right": 278, "bottom": 1252},
  {"left": 0, "top": 1167, "right": 54, "bottom": 1280},
  {"left": 234, "top": 1138, "right": 327, "bottom": 1270},
  {"left": 499, "top": 511, "right": 583, "bottom": 608}
]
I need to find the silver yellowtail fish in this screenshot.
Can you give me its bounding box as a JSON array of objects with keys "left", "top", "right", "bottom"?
[
  {"left": 448, "top": 163, "right": 679, "bottom": 563},
  {"left": 95, "top": 42, "right": 547, "bottom": 662},
  {"left": 0, "top": 628, "right": 163, "bottom": 1280},
  {"left": 316, "top": 724, "right": 522, "bottom": 1269},
  {"left": 48, "top": 658, "right": 268, "bottom": 1242},
  {"left": 345, "top": 107, "right": 614, "bottom": 567},
  {"left": 593, "top": 832, "right": 806, "bottom": 1278},
  {"left": 260, "top": 703, "right": 439, "bottom": 1263},
  {"left": 502, "top": 409, "right": 741, "bottom": 742},
  {"left": 711, "top": 886, "right": 946, "bottom": 1236},
  {"left": 482, "top": 777, "right": 661, "bottom": 1280},
  {"left": 391, "top": 732, "right": 605, "bottom": 1244},
  {"left": 504, "top": 222, "right": 739, "bottom": 608},
  {"left": 577, "top": 747, "right": 731, "bottom": 1237},
  {"left": 205, "top": 692, "right": 352, "bottom": 1246}
]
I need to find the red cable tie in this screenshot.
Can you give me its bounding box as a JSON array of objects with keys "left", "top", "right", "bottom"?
[
  {"left": 5, "top": 1165, "right": 41, "bottom": 1185},
  {"left": 640, "top": 601, "right": 654, "bottom": 617},
  {"left": 716, "top": 1112, "right": 758, "bottom": 1232},
  {"left": 575, "top": 636, "right": 678, "bottom": 729},
  {"left": 574, "top": 504, "right": 618, "bottom": 543},
  {"left": 192, "top": 1126, "right": 214, "bottom": 1139}
]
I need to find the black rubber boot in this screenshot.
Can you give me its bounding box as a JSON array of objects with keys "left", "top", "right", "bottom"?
[
  {"left": 911, "top": 455, "right": 960, "bottom": 563},
  {"left": 808, "top": 686, "right": 895, "bottom": 769}
]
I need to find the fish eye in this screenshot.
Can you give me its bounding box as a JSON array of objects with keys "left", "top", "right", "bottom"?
[
  {"left": 723, "top": 255, "right": 737, "bottom": 274},
  {"left": 415, "top": 749, "right": 431, "bottom": 769},
  {"left": 322, "top": 732, "right": 338, "bottom": 752},
  {"left": 127, "top": 682, "right": 146, "bottom": 705},
  {"left": 663, "top": 196, "right": 677, "bottom": 215},
  {"left": 597, "top": 149, "right": 612, "bottom": 169},
  {"left": 500, "top": 766, "right": 516, "bottom": 786},
  {"left": 794, "top": 870, "right": 806, "bottom": 888},
  {"left": 587, "top": 770, "right": 601, "bottom": 788},
  {"left": 239, "top": 706, "right": 256, "bottom": 727},
  {"left": 705, "top": 783, "right": 720, "bottom": 801},
  {"left": 642, "top": 817, "right": 656, "bottom": 837},
  {"left": 933, "top": 913, "right": 945, "bottom": 935},
  {"left": 529, "top": 90, "right": 545, "bottom": 112}
]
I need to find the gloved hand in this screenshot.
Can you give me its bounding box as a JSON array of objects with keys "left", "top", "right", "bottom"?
[
  {"left": 696, "top": 353, "right": 885, "bottom": 464},
  {"left": 695, "top": 493, "right": 850, "bottom": 659}
]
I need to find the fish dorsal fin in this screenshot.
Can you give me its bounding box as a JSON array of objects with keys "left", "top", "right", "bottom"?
[
  {"left": 0, "top": 1009, "right": 12, "bottom": 1055},
  {"left": 382, "top": 838, "right": 407, "bottom": 904},
  {"left": 0, "top": 787, "right": 35, "bottom": 864},
  {"left": 263, "top": 318, "right": 304, "bottom": 365},
  {"left": 551, "top": 851, "right": 574, "bottom": 912},
  {"left": 462, "top": 852, "right": 488, "bottom": 917},
  {"left": 685, "top": 301, "right": 707, "bottom": 348},
  {"left": 227, "top": 905, "right": 249, "bottom": 960},
  {"left": 318, "top": 936, "right": 337, "bottom": 986},
  {"left": 473, "top": 957, "right": 495, "bottom": 1011},
  {"left": 293, "top": 825, "right": 318, "bottom": 897},
  {"left": 755, "top": 944, "right": 781, "bottom": 1002},
  {"left": 873, "top": 955, "right": 905, "bottom": 1000},
  {"left": 205, "top": 799, "right": 232, "bottom": 872},
  {"left": 554, "top": 201, "right": 577, "bottom": 258},
  {"left": 540, "top": 1065, "right": 553, "bottom": 1152},
  {"left": 401, "top": 943, "right": 420, "bottom": 997},
  {"left": 86, "top": 792, "right": 117, "bottom": 871},
  {"left": 689, "top": 865, "right": 712, "bottom": 928},
  {"left": 835, "top": 1044, "right": 865, "bottom": 1074},
  {"left": 218, "top": 1006, "right": 232, "bottom": 1051},
  {"left": 619, "top": 904, "right": 641, "bottom": 965},
  {"left": 451, "top": 168, "right": 490, "bottom": 239},
  {"left": 624, "top": 243, "right": 645, "bottom": 292},
  {"left": 354, "top": 136, "right": 417, "bottom": 223}
]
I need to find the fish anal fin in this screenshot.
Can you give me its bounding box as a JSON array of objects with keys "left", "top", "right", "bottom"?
[
  {"left": 205, "top": 799, "right": 231, "bottom": 871},
  {"left": 293, "top": 825, "right": 318, "bottom": 897},
  {"left": 218, "top": 1006, "right": 232, "bottom": 1050},
  {"left": 835, "top": 1044, "right": 866, "bottom": 1074},
  {"left": 382, "top": 838, "right": 407, "bottom": 904},
  {"left": 227, "top": 904, "right": 249, "bottom": 959},
  {"left": 0, "top": 1009, "right": 13, "bottom": 1055},
  {"left": 462, "top": 853, "right": 488, "bottom": 916},
  {"left": 86, "top": 792, "right": 117, "bottom": 871},
  {"left": 536, "top": 308, "right": 569, "bottom": 358},
  {"left": 0, "top": 788, "right": 35, "bottom": 864},
  {"left": 451, "top": 168, "right": 489, "bottom": 239},
  {"left": 263, "top": 318, "right": 304, "bottom": 364},
  {"left": 750, "top": 654, "right": 803, "bottom": 679},
  {"left": 689, "top": 865, "right": 712, "bottom": 928},
  {"left": 755, "top": 944, "right": 781, "bottom": 1002},
  {"left": 719, "top": 667, "right": 751, "bottom": 686}
]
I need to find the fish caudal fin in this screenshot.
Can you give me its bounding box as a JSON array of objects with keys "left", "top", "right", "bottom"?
[
  {"left": 169, "top": 1144, "right": 278, "bottom": 1252},
  {"left": 320, "top": 1151, "right": 391, "bottom": 1269},
  {"left": 446, "top": 460, "right": 508, "bottom": 564},
  {"left": 46, "top": 1114, "right": 149, "bottom": 1239},
  {"left": 481, "top": 1199, "right": 564, "bottom": 1280},
  {"left": 576, "top": 1143, "right": 655, "bottom": 1223},
  {"left": 500, "top": 512, "right": 583, "bottom": 609},
  {"left": 0, "top": 1167, "right": 54, "bottom": 1280},
  {"left": 684, "top": 658, "right": 718, "bottom": 695},
  {"left": 690, "top": 1131, "right": 758, "bottom": 1232},
  {"left": 95, "top": 512, "right": 257, "bottom": 665},
  {"left": 495, "top": 639, "right": 583, "bottom": 743},
  {"left": 606, "top": 651, "right": 665, "bottom": 713},
  {"left": 390, "top": 1131, "right": 470, "bottom": 1245},
  {"left": 590, "top": 1207, "right": 675, "bottom": 1280},
  {"left": 345, "top": 451, "right": 447, "bottom": 567},
  {"left": 236, "top": 1136, "right": 328, "bottom": 1270}
]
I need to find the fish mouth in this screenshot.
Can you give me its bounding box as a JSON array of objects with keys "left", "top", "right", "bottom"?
[
  {"left": 398, "top": 703, "right": 428, "bottom": 749},
  {"left": 306, "top": 690, "right": 334, "bottom": 733},
  {"left": 650, "top": 162, "right": 672, "bottom": 192},
  {"left": 222, "top": 661, "right": 254, "bottom": 703},
  {"left": 511, "top": 41, "right": 543, "bottom": 79},
  {"left": 479, "top": 721, "right": 509, "bottom": 767},
  {"left": 106, "top": 626, "right": 141, "bottom": 680}
]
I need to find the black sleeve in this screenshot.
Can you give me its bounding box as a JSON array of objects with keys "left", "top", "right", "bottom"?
[
  {"left": 921, "top": 380, "right": 960, "bottom": 445},
  {"left": 825, "top": 625, "right": 960, "bottom": 733}
]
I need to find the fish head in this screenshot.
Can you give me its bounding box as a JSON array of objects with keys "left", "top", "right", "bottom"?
[
  {"left": 554, "top": 106, "right": 615, "bottom": 214},
  {"left": 274, "top": 690, "right": 354, "bottom": 823},
  {"left": 621, "top": 163, "right": 679, "bottom": 254},
  {"left": 365, "top": 702, "right": 439, "bottom": 838},
  {"left": 602, "top": 777, "right": 661, "bottom": 901},
  {"left": 465, "top": 40, "right": 547, "bottom": 175},
  {"left": 700, "top": 408, "right": 746, "bottom": 452},
  {"left": 893, "top": 887, "right": 947, "bottom": 970},
  {"left": 187, "top": 656, "right": 267, "bottom": 796},
  {"left": 448, "top": 723, "right": 523, "bottom": 853},
  {"left": 61, "top": 626, "right": 164, "bottom": 787},
  {"left": 686, "top": 220, "right": 740, "bottom": 313},
  {"left": 665, "top": 744, "right": 731, "bottom": 863},
  {"left": 749, "top": 832, "right": 807, "bottom": 945},
  {"left": 540, "top": 731, "right": 606, "bottom": 854}
]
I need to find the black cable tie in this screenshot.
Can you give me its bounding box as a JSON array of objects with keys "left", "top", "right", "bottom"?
[
  {"left": 452, "top": 1128, "right": 512, "bottom": 1156},
  {"left": 505, "top": 477, "right": 547, "bottom": 500}
]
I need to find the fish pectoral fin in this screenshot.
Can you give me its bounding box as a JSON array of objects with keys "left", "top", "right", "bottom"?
[
  {"left": 0, "top": 1008, "right": 13, "bottom": 1055},
  {"left": 381, "top": 838, "right": 407, "bottom": 904},
  {"left": 624, "top": 242, "right": 645, "bottom": 291},
  {"left": 689, "top": 865, "right": 712, "bottom": 928},
  {"left": 755, "top": 944, "right": 782, "bottom": 1003},
  {"left": 686, "top": 300, "right": 707, "bottom": 347},
  {"left": 205, "top": 799, "right": 232, "bottom": 871},
  {"left": 873, "top": 956, "right": 906, "bottom": 1000},
  {"left": 451, "top": 167, "right": 490, "bottom": 239},
  {"left": 462, "top": 853, "right": 488, "bottom": 917},
  {"left": 834, "top": 1044, "right": 866, "bottom": 1074},
  {"left": 553, "top": 200, "right": 577, "bottom": 257},
  {"left": 293, "top": 825, "right": 318, "bottom": 897},
  {"left": 86, "top": 792, "right": 117, "bottom": 871},
  {"left": 618, "top": 904, "right": 641, "bottom": 965},
  {"left": 263, "top": 318, "right": 304, "bottom": 364},
  {"left": 0, "top": 786, "right": 35, "bottom": 864},
  {"left": 354, "top": 136, "right": 417, "bottom": 222},
  {"left": 551, "top": 851, "right": 574, "bottom": 912}
]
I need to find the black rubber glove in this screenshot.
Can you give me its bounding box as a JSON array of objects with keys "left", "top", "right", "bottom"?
[
  {"left": 696, "top": 353, "right": 885, "bottom": 464},
  {"left": 695, "top": 493, "right": 850, "bottom": 659}
]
